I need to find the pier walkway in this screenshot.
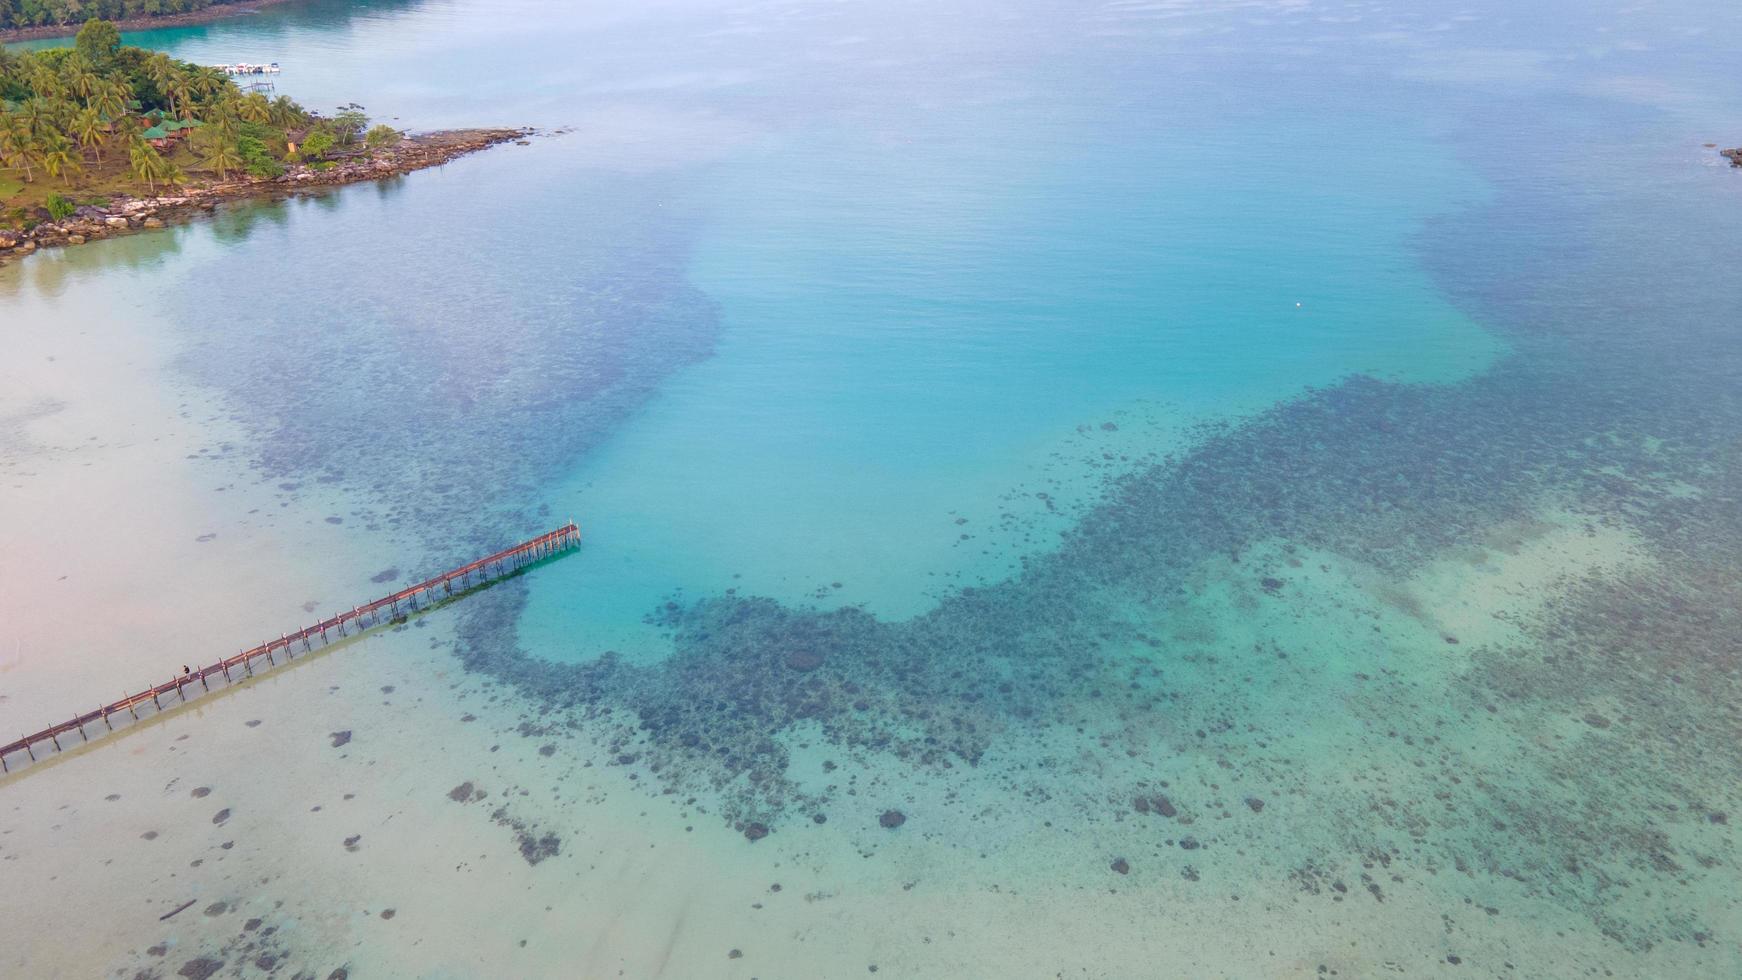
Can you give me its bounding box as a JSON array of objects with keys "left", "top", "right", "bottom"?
[{"left": 0, "top": 522, "right": 580, "bottom": 776}]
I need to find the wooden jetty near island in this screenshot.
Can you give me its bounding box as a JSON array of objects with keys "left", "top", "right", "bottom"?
[{"left": 0, "top": 522, "right": 581, "bottom": 776}]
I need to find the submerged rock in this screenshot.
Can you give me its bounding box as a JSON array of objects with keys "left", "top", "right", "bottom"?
[
  {"left": 879, "top": 809, "right": 906, "bottom": 829},
  {"left": 784, "top": 649, "right": 824, "bottom": 672},
  {"left": 518, "top": 831, "right": 561, "bottom": 864},
  {"left": 177, "top": 958, "right": 225, "bottom": 980}
]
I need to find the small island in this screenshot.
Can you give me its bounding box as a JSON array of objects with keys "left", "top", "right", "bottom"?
[
  {"left": 1724, "top": 147, "right": 1741, "bottom": 168},
  {"left": 1, "top": 19, "right": 526, "bottom": 263}
]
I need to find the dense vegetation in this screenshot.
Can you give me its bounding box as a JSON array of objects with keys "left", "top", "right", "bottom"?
[
  {"left": 0, "top": 0, "right": 251, "bottom": 32},
  {"left": 1, "top": 19, "right": 397, "bottom": 206}
]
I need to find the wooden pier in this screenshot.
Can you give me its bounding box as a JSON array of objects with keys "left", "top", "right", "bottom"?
[{"left": 0, "top": 522, "right": 580, "bottom": 776}]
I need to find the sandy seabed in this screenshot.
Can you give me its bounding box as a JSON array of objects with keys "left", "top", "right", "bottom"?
[{"left": 2, "top": 235, "right": 1737, "bottom": 979}]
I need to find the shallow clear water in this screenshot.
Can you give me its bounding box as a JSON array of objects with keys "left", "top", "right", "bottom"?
[{"left": 4, "top": 0, "right": 1742, "bottom": 976}]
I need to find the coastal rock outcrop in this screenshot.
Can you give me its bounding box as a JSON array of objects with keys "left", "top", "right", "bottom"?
[
  {"left": 0, "top": 128, "right": 531, "bottom": 266},
  {"left": 1723, "top": 147, "right": 1742, "bottom": 168}
]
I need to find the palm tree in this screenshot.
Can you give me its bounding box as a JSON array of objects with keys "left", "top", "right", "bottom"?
[
  {"left": 239, "top": 92, "right": 272, "bottom": 125},
  {"left": 71, "top": 105, "right": 106, "bottom": 163},
  {"left": 212, "top": 105, "right": 242, "bottom": 142},
  {"left": 28, "top": 63, "right": 65, "bottom": 102},
  {"left": 64, "top": 59, "right": 100, "bottom": 105},
  {"left": 93, "top": 80, "right": 129, "bottom": 129},
  {"left": 129, "top": 136, "right": 165, "bottom": 193},
  {"left": 204, "top": 86, "right": 237, "bottom": 119},
  {"left": 0, "top": 113, "right": 37, "bottom": 183},
  {"left": 39, "top": 132, "right": 81, "bottom": 187},
  {"left": 268, "top": 95, "right": 305, "bottom": 129},
  {"left": 199, "top": 129, "right": 244, "bottom": 180},
  {"left": 190, "top": 68, "right": 226, "bottom": 106},
  {"left": 145, "top": 54, "right": 184, "bottom": 119},
  {"left": 166, "top": 73, "right": 196, "bottom": 121},
  {"left": 18, "top": 97, "right": 51, "bottom": 140},
  {"left": 144, "top": 52, "right": 173, "bottom": 89}
]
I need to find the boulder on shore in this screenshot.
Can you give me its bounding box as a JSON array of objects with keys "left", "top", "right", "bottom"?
[{"left": 3, "top": 128, "right": 531, "bottom": 267}]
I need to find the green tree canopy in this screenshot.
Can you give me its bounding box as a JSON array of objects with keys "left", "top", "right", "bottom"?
[
  {"left": 2, "top": 2, "right": 255, "bottom": 32},
  {"left": 331, "top": 109, "right": 368, "bottom": 146},
  {"left": 298, "top": 127, "right": 335, "bottom": 161},
  {"left": 364, "top": 123, "right": 401, "bottom": 149},
  {"left": 1, "top": 27, "right": 312, "bottom": 194},
  {"left": 74, "top": 19, "right": 122, "bottom": 68}
]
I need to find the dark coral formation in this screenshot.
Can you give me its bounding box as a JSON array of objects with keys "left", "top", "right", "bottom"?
[
  {"left": 172, "top": 179, "right": 725, "bottom": 568},
  {"left": 490, "top": 806, "right": 562, "bottom": 865},
  {"left": 179, "top": 111, "right": 1742, "bottom": 962},
  {"left": 436, "top": 168, "right": 1742, "bottom": 956}
]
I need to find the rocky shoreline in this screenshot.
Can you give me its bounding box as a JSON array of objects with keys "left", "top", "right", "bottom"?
[
  {"left": 0, "top": 0, "right": 303, "bottom": 42},
  {"left": 0, "top": 127, "right": 529, "bottom": 266},
  {"left": 1724, "top": 147, "right": 1742, "bottom": 168}
]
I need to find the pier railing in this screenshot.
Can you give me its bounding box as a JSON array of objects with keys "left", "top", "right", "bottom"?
[{"left": 0, "top": 522, "right": 580, "bottom": 776}]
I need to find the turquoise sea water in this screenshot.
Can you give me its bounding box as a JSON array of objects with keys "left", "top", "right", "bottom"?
[{"left": 6, "top": 0, "right": 1742, "bottom": 975}]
